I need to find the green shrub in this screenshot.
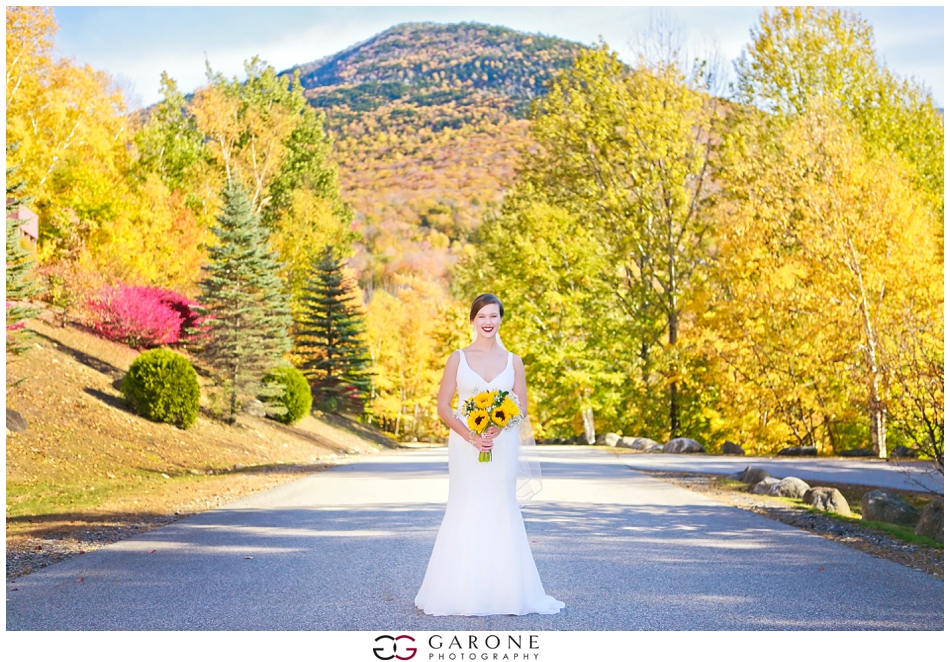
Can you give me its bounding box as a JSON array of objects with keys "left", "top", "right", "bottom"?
[
  {"left": 121, "top": 348, "right": 200, "bottom": 429},
  {"left": 262, "top": 365, "right": 312, "bottom": 424}
]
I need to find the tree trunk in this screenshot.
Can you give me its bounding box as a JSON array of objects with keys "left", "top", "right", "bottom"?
[
  {"left": 668, "top": 310, "right": 680, "bottom": 438},
  {"left": 580, "top": 395, "right": 595, "bottom": 445},
  {"left": 846, "top": 237, "right": 887, "bottom": 458},
  {"left": 870, "top": 400, "right": 887, "bottom": 459}
]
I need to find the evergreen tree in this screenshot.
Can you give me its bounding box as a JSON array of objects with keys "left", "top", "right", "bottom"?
[
  {"left": 5, "top": 143, "right": 44, "bottom": 359},
  {"left": 294, "top": 247, "right": 372, "bottom": 415},
  {"left": 186, "top": 181, "right": 293, "bottom": 423}
]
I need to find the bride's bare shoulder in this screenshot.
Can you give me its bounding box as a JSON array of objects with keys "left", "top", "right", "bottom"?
[{"left": 444, "top": 350, "right": 461, "bottom": 369}]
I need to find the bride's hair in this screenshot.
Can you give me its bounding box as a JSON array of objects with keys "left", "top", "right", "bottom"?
[{"left": 470, "top": 293, "right": 504, "bottom": 321}]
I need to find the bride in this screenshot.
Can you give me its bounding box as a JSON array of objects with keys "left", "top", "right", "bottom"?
[{"left": 414, "top": 293, "right": 565, "bottom": 616}]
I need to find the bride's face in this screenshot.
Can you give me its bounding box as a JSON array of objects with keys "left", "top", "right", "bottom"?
[{"left": 472, "top": 304, "right": 501, "bottom": 340}]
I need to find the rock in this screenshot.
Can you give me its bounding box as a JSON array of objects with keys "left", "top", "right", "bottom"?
[
  {"left": 752, "top": 477, "right": 781, "bottom": 494},
  {"left": 6, "top": 408, "right": 28, "bottom": 432},
  {"left": 914, "top": 498, "right": 943, "bottom": 542},
  {"left": 662, "top": 437, "right": 705, "bottom": 453},
  {"left": 734, "top": 466, "right": 771, "bottom": 485},
  {"left": 777, "top": 445, "right": 817, "bottom": 457},
  {"left": 861, "top": 489, "right": 920, "bottom": 526},
  {"left": 890, "top": 445, "right": 919, "bottom": 459},
  {"left": 593, "top": 433, "right": 606, "bottom": 446},
  {"left": 605, "top": 432, "right": 621, "bottom": 447},
  {"left": 803, "top": 487, "right": 852, "bottom": 516},
  {"left": 838, "top": 448, "right": 876, "bottom": 457},
  {"left": 619, "top": 437, "right": 661, "bottom": 451},
  {"left": 766, "top": 476, "right": 811, "bottom": 499},
  {"left": 722, "top": 441, "right": 745, "bottom": 455},
  {"left": 245, "top": 398, "right": 266, "bottom": 417},
  {"left": 233, "top": 464, "right": 244, "bottom": 471}
]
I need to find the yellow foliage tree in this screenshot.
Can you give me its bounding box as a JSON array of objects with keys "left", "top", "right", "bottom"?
[
  {"left": 710, "top": 103, "right": 940, "bottom": 456},
  {"left": 6, "top": 7, "right": 207, "bottom": 294},
  {"left": 365, "top": 276, "right": 467, "bottom": 440}
]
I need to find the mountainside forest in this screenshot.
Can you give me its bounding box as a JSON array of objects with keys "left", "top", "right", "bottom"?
[{"left": 281, "top": 22, "right": 585, "bottom": 290}]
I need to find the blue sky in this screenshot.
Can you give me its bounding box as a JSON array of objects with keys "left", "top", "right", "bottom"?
[{"left": 51, "top": 5, "right": 945, "bottom": 108}]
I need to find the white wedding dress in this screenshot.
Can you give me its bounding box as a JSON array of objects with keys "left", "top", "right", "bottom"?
[{"left": 414, "top": 349, "right": 565, "bottom": 616}]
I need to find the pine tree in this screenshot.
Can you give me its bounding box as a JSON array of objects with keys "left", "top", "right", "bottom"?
[
  {"left": 294, "top": 247, "right": 372, "bottom": 415},
  {"left": 5, "top": 144, "right": 44, "bottom": 359},
  {"left": 186, "top": 181, "right": 293, "bottom": 423}
]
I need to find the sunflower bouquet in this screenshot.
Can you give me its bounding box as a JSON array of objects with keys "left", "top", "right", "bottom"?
[{"left": 458, "top": 389, "right": 524, "bottom": 462}]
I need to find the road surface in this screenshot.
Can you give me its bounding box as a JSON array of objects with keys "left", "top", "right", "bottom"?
[{"left": 7, "top": 446, "right": 943, "bottom": 630}]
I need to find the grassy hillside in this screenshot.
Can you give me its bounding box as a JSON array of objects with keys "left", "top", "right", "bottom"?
[
  {"left": 5, "top": 309, "right": 395, "bottom": 577},
  {"left": 282, "top": 22, "right": 586, "bottom": 289}
]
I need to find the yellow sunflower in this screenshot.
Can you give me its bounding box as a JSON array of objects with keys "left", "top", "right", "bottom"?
[
  {"left": 474, "top": 392, "right": 495, "bottom": 409},
  {"left": 490, "top": 408, "right": 509, "bottom": 426},
  {"left": 500, "top": 397, "right": 521, "bottom": 420},
  {"left": 467, "top": 409, "right": 489, "bottom": 434}
]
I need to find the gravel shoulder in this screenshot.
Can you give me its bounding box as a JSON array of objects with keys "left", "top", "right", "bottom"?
[
  {"left": 638, "top": 469, "right": 943, "bottom": 579},
  {"left": 6, "top": 460, "right": 354, "bottom": 580}
]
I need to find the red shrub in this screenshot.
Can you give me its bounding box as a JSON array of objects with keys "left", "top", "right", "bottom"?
[{"left": 85, "top": 284, "right": 204, "bottom": 349}]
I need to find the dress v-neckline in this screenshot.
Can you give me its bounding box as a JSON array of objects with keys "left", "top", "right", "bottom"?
[{"left": 459, "top": 350, "right": 510, "bottom": 385}]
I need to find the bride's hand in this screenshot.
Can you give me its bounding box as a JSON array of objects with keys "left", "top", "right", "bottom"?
[{"left": 474, "top": 431, "right": 495, "bottom": 452}]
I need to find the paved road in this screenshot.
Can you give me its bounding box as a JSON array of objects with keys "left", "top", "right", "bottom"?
[
  {"left": 612, "top": 453, "right": 944, "bottom": 493},
  {"left": 7, "top": 447, "right": 943, "bottom": 630}
]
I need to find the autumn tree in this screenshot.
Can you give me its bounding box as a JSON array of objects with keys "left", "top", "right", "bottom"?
[
  {"left": 519, "top": 43, "right": 720, "bottom": 438},
  {"left": 709, "top": 103, "right": 940, "bottom": 457},
  {"left": 453, "top": 192, "right": 626, "bottom": 439},
  {"left": 366, "top": 274, "right": 468, "bottom": 439},
  {"left": 735, "top": 6, "right": 944, "bottom": 221},
  {"left": 188, "top": 58, "right": 356, "bottom": 313},
  {"left": 134, "top": 72, "right": 213, "bottom": 222},
  {"left": 6, "top": 8, "right": 208, "bottom": 294}
]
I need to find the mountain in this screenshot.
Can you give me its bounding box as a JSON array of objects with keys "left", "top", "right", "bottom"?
[{"left": 280, "top": 23, "right": 586, "bottom": 289}]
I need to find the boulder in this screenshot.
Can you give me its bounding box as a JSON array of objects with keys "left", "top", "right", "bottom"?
[
  {"left": 767, "top": 476, "right": 811, "bottom": 499},
  {"left": 662, "top": 437, "right": 705, "bottom": 453},
  {"left": 734, "top": 466, "right": 771, "bottom": 485},
  {"left": 605, "top": 432, "right": 621, "bottom": 447},
  {"left": 838, "top": 448, "right": 876, "bottom": 457},
  {"left": 803, "top": 487, "right": 852, "bottom": 516},
  {"left": 619, "top": 437, "right": 661, "bottom": 451},
  {"left": 593, "top": 433, "right": 606, "bottom": 446},
  {"left": 722, "top": 441, "right": 745, "bottom": 455},
  {"left": 6, "top": 408, "right": 28, "bottom": 433},
  {"left": 752, "top": 477, "right": 781, "bottom": 494},
  {"left": 244, "top": 398, "right": 266, "bottom": 418},
  {"left": 890, "top": 445, "right": 919, "bottom": 460},
  {"left": 861, "top": 490, "right": 920, "bottom": 526},
  {"left": 914, "top": 498, "right": 943, "bottom": 542},
  {"left": 777, "top": 445, "right": 818, "bottom": 457}
]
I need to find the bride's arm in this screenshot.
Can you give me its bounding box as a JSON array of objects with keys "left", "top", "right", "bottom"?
[
  {"left": 512, "top": 354, "right": 529, "bottom": 419},
  {"left": 437, "top": 351, "right": 480, "bottom": 440}
]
